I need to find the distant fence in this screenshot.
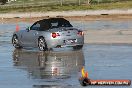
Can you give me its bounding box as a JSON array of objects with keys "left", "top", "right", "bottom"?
[{"left": 0, "top": 0, "right": 132, "bottom": 7}]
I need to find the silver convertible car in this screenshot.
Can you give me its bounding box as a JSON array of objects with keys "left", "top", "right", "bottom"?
[{"left": 12, "top": 18, "right": 84, "bottom": 51}]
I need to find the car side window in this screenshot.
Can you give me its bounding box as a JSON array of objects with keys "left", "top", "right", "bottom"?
[
  {"left": 31, "top": 23, "right": 40, "bottom": 31},
  {"left": 39, "top": 22, "right": 51, "bottom": 31}
]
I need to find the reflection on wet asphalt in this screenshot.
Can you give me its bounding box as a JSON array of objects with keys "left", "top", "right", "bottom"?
[
  {"left": 13, "top": 49, "right": 84, "bottom": 79},
  {"left": 0, "top": 45, "right": 84, "bottom": 88},
  {"left": 1, "top": 43, "right": 132, "bottom": 88}
]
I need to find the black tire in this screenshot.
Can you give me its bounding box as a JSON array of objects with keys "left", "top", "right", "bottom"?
[
  {"left": 12, "top": 35, "right": 22, "bottom": 49},
  {"left": 38, "top": 37, "right": 47, "bottom": 51},
  {"left": 73, "top": 45, "right": 83, "bottom": 50}
]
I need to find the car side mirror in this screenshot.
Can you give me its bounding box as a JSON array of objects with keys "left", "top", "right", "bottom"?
[{"left": 26, "top": 27, "right": 30, "bottom": 32}]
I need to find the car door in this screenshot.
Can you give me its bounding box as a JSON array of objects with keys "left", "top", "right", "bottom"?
[{"left": 21, "top": 22, "right": 40, "bottom": 47}]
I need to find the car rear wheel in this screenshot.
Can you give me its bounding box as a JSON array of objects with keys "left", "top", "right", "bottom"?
[
  {"left": 38, "top": 37, "right": 47, "bottom": 51},
  {"left": 12, "top": 35, "right": 21, "bottom": 49},
  {"left": 73, "top": 45, "right": 83, "bottom": 50}
]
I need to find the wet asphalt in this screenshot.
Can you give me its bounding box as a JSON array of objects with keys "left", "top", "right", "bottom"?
[{"left": 0, "top": 20, "right": 132, "bottom": 88}]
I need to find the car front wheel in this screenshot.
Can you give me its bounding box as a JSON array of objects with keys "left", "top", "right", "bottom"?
[
  {"left": 38, "top": 37, "right": 47, "bottom": 51},
  {"left": 12, "top": 35, "right": 21, "bottom": 49}
]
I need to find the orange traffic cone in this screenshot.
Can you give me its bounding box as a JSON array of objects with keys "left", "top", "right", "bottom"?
[{"left": 16, "top": 24, "right": 20, "bottom": 32}]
